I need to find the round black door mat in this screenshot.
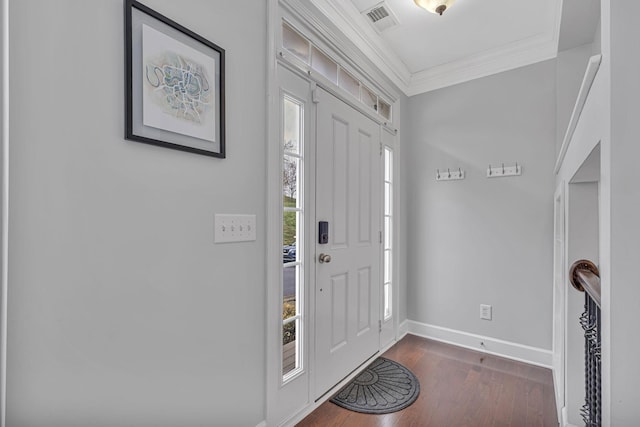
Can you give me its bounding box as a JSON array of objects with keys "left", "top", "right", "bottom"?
[{"left": 330, "top": 357, "right": 420, "bottom": 414}]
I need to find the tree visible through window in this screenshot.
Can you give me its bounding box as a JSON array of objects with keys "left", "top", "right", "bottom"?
[{"left": 283, "top": 146, "right": 297, "bottom": 199}]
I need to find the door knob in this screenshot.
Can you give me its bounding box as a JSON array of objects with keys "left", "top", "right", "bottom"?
[{"left": 318, "top": 253, "right": 332, "bottom": 264}]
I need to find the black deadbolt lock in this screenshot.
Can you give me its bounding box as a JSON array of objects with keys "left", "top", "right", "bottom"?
[{"left": 319, "top": 221, "right": 329, "bottom": 244}]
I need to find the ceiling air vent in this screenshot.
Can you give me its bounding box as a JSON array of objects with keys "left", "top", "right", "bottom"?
[
  {"left": 367, "top": 6, "right": 389, "bottom": 22},
  {"left": 363, "top": 2, "right": 399, "bottom": 33}
]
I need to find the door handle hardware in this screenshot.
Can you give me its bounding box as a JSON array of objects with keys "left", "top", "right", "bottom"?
[{"left": 318, "top": 253, "right": 332, "bottom": 264}]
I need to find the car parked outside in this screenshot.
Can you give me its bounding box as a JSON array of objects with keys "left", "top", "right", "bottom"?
[{"left": 283, "top": 242, "right": 296, "bottom": 263}]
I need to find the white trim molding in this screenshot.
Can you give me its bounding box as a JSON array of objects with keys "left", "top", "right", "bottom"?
[
  {"left": 561, "top": 407, "right": 579, "bottom": 427},
  {"left": 281, "top": 0, "right": 403, "bottom": 103},
  {"left": 407, "top": 33, "right": 558, "bottom": 95},
  {"left": 1, "top": 0, "right": 8, "bottom": 424},
  {"left": 406, "top": 320, "right": 553, "bottom": 368},
  {"left": 554, "top": 54, "right": 602, "bottom": 174},
  {"left": 309, "top": 0, "right": 411, "bottom": 93}
]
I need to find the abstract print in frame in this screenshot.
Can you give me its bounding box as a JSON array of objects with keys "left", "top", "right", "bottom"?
[{"left": 125, "top": 0, "right": 225, "bottom": 158}]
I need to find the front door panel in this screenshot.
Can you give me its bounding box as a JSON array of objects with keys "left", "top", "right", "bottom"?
[{"left": 314, "top": 89, "right": 381, "bottom": 399}]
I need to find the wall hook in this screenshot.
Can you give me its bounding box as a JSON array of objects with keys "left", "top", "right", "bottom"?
[
  {"left": 437, "top": 167, "right": 464, "bottom": 181},
  {"left": 487, "top": 162, "right": 522, "bottom": 178}
]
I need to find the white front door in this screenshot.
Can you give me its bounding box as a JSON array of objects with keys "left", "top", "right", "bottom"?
[{"left": 314, "top": 88, "right": 382, "bottom": 399}]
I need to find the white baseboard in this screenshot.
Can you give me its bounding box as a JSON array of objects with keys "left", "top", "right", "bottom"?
[
  {"left": 552, "top": 367, "right": 562, "bottom": 424},
  {"left": 561, "top": 407, "right": 579, "bottom": 427},
  {"left": 255, "top": 421, "right": 267, "bottom": 427},
  {"left": 406, "top": 320, "right": 553, "bottom": 368}
]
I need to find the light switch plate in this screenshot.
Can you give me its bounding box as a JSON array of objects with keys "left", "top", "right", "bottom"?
[
  {"left": 480, "top": 304, "right": 492, "bottom": 320},
  {"left": 215, "top": 214, "right": 257, "bottom": 243}
]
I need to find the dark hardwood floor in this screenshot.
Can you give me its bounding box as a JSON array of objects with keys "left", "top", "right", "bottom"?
[{"left": 297, "top": 334, "right": 558, "bottom": 427}]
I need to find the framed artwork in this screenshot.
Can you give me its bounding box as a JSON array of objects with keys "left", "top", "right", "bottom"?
[{"left": 125, "top": 0, "right": 225, "bottom": 158}]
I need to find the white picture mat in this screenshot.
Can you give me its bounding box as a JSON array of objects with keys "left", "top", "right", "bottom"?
[
  {"left": 130, "top": 6, "right": 223, "bottom": 155},
  {"left": 142, "top": 24, "right": 216, "bottom": 143}
]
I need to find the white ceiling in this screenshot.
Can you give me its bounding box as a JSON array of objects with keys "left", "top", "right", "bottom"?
[{"left": 309, "top": 0, "right": 578, "bottom": 96}]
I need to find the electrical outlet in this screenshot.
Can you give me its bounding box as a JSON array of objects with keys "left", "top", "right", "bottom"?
[
  {"left": 214, "top": 214, "right": 257, "bottom": 243},
  {"left": 480, "top": 304, "right": 492, "bottom": 320}
]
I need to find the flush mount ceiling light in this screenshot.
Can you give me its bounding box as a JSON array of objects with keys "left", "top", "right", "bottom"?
[{"left": 414, "top": 0, "right": 456, "bottom": 16}]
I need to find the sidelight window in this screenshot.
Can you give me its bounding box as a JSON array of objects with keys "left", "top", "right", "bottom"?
[
  {"left": 383, "top": 147, "right": 393, "bottom": 320},
  {"left": 282, "top": 95, "right": 304, "bottom": 380}
]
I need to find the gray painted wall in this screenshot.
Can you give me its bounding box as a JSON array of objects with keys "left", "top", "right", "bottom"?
[
  {"left": 404, "top": 61, "right": 556, "bottom": 349},
  {"left": 6, "top": 1, "right": 266, "bottom": 426},
  {"left": 608, "top": 0, "right": 640, "bottom": 423},
  {"left": 592, "top": 20, "right": 602, "bottom": 54}
]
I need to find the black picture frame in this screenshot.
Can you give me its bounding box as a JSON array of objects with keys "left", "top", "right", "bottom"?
[{"left": 125, "top": 0, "right": 225, "bottom": 158}]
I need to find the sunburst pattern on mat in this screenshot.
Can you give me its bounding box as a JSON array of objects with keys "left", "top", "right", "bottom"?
[{"left": 330, "top": 357, "right": 420, "bottom": 414}]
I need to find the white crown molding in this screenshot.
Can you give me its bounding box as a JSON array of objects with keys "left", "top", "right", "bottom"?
[
  {"left": 312, "top": 0, "right": 563, "bottom": 97},
  {"left": 407, "top": 0, "right": 563, "bottom": 95},
  {"left": 407, "top": 33, "right": 559, "bottom": 95}
]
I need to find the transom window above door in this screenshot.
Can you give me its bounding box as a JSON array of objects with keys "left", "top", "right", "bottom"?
[{"left": 281, "top": 22, "right": 392, "bottom": 122}]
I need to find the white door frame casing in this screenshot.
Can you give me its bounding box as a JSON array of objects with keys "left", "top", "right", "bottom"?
[
  {"left": 552, "top": 181, "right": 566, "bottom": 425},
  {"left": 267, "top": 63, "right": 317, "bottom": 426},
  {"left": 1, "top": 0, "right": 9, "bottom": 424},
  {"left": 379, "top": 128, "right": 397, "bottom": 350},
  {"left": 266, "top": 61, "right": 391, "bottom": 427},
  {"left": 265, "top": 2, "right": 402, "bottom": 424}
]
